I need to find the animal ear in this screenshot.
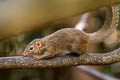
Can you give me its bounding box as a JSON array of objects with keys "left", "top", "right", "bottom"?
[{"left": 35, "top": 41, "right": 42, "bottom": 48}]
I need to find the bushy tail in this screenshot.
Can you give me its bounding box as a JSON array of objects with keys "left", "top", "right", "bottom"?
[{"left": 88, "top": 6, "right": 119, "bottom": 43}]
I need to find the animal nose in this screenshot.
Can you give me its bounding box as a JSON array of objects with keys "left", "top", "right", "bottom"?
[
  {"left": 23, "top": 52, "right": 29, "bottom": 56},
  {"left": 23, "top": 53, "right": 26, "bottom": 56}
]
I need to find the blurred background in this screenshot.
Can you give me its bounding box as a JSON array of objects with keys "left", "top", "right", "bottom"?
[{"left": 0, "top": 0, "right": 120, "bottom": 80}]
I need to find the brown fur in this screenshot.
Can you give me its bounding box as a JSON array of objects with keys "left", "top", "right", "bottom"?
[{"left": 23, "top": 6, "right": 119, "bottom": 60}]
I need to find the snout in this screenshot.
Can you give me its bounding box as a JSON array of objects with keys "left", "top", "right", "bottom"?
[{"left": 23, "top": 52, "right": 30, "bottom": 56}]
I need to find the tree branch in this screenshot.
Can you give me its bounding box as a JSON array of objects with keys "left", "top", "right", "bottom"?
[
  {"left": 0, "top": 48, "right": 120, "bottom": 69},
  {"left": 77, "top": 66, "right": 119, "bottom": 80},
  {"left": 0, "top": 0, "right": 120, "bottom": 40}
]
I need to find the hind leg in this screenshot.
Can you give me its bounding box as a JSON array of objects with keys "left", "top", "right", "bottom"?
[{"left": 72, "top": 42, "right": 87, "bottom": 55}]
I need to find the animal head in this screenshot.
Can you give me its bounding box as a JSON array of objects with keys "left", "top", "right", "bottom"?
[{"left": 23, "top": 39, "right": 44, "bottom": 57}]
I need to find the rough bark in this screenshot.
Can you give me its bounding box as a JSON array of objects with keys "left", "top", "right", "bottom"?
[{"left": 0, "top": 48, "right": 120, "bottom": 69}]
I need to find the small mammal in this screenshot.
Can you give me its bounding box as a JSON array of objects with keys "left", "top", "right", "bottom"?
[{"left": 23, "top": 6, "right": 119, "bottom": 60}]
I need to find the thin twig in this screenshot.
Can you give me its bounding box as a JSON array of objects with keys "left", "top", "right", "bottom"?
[{"left": 77, "top": 66, "right": 119, "bottom": 80}]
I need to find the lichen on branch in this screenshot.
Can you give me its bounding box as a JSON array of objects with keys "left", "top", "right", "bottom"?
[{"left": 0, "top": 48, "right": 119, "bottom": 69}]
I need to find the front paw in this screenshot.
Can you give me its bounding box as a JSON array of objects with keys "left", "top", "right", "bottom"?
[
  {"left": 33, "top": 55, "right": 43, "bottom": 60},
  {"left": 33, "top": 57, "right": 39, "bottom": 60}
]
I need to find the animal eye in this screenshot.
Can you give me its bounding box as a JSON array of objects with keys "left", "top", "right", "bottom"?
[{"left": 29, "top": 46, "right": 34, "bottom": 51}]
